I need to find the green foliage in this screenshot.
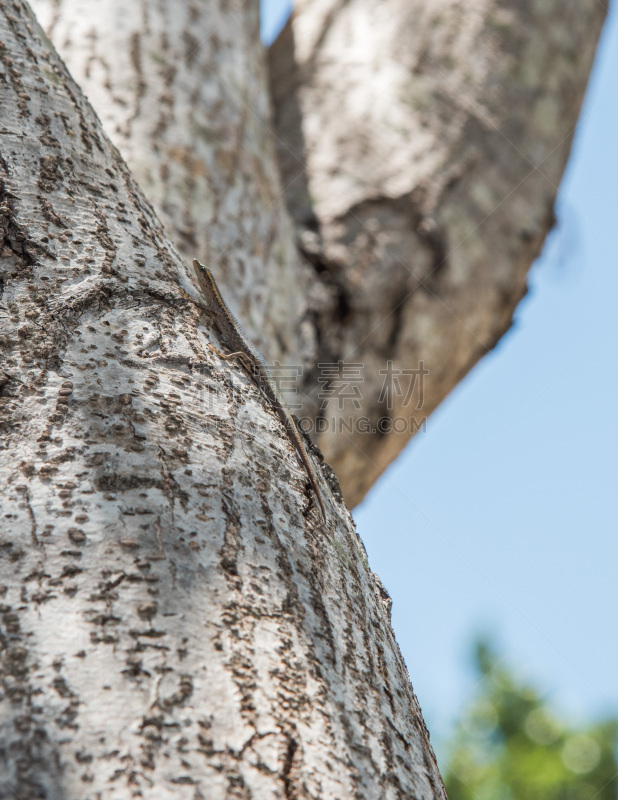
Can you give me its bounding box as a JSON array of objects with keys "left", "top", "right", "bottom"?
[{"left": 442, "top": 640, "right": 618, "bottom": 800}]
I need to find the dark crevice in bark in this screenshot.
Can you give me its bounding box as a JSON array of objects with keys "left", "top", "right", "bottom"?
[
  {"left": 414, "top": 217, "right": 450, "bottom": 293},
  {"left": 0, "top": 180, "right": 46, "bottom": 267},
  {"left": 281, "top": 736, "right": 299, "bottom": 799},
  {"left": 268, "top": 19, "right": 312, "bottom": 226},
  {"left": 383, "top": 293, "right": 408, "bottom": 357}
]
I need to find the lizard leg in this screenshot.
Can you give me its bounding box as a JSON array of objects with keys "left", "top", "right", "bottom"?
[{"left": 221, "top": 351, "right": 256, "bottom": 375}]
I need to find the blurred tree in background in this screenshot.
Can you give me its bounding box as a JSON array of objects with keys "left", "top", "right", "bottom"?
[{"left": 443, "top": 640, "right": 618, "bottom": 800}]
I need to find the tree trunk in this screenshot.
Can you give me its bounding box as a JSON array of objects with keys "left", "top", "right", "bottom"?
[
  {"left": 30, "top": 0, "right": 316, "bottom": 376},
  {"left": 0, "top": 0, "right": 606, "bottom": 796},
  {"left": 0, "top": 3, "right": 444, "bottom": 798},
  {"left": 31, "top": 0, "right": 607, "bottom": 508}
]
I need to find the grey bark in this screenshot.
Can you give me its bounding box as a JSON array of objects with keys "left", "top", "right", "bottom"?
[
  {"left": 30, "top": 0, "right": 607, "bottom": 508},
  {"left": 0, "top": 0, "right": 607, "bottom": 797},
  {"left": 0, "top": 3, "right": 445, "bottom": 799},
  {"left": 269, "top": 0, "right": 606, "bottom": 505},
  {"left": 30, "top": 0, "right": 317, "bottom": 370}
]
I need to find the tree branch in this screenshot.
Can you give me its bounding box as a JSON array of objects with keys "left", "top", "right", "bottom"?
[{"left": 269, "top": 0, "right": 607, "bottom": 505}]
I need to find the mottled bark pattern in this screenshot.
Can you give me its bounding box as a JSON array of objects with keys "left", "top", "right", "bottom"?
[
  {"left": 30, "top": 0, "right": 606, "bottom": 508},
  {"left": 269, "top": 0, "right": 606, "bottom": 505},
  {"left": 30, "top": 0, "right": 319, "bottom": 370},
  {"left": 0, "top": 3, "right": 445, "bottom": 798}
]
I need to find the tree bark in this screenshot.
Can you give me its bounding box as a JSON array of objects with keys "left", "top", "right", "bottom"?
[
  {"left": 0, "top": 3, "right": 445, "bottom": 798},
  {"left": 31, "top": 0, "right": 607, "bottom": 508},
  {"left": 269, "top": 0, "right": 607, "bottom": 506},
  {"left": 29, "top": 0, "right": 317, "bottom": 371},
  {"left": 0, "top": 0, "right": 607, "bottom": 796}
]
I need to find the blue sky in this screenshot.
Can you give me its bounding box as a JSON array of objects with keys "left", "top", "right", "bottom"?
[{"left": 262, "top": 0, "right": 618, "bottom": 755}]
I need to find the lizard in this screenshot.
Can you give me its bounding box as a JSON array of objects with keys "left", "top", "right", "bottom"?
[{"left": 191, "top": 259, "right": 327, "bottom": 522}]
